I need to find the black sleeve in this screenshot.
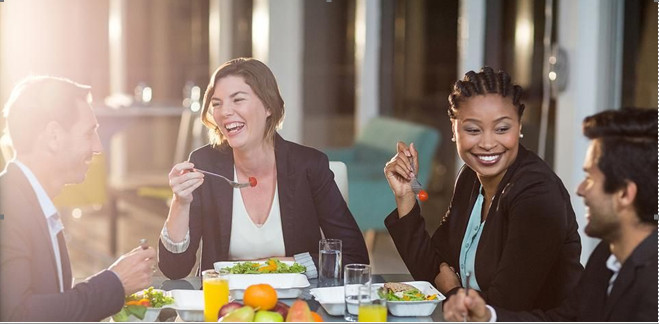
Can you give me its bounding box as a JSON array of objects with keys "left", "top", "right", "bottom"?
[
  {"left": 309, "top": 152, "right": 369, "bottom": 266},
  {"left": 385, "top": 201, "right": 446, "bottom": 284}
]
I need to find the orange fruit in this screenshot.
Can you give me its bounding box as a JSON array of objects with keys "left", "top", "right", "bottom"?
[
  {"left": 243, "top": 284, "right": 278, "bottom": 310},
  {"left": 311, "top": 311, "right": 323, "bottom": 322}
]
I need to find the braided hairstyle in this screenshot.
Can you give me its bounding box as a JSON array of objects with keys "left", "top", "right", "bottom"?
[
  {"left": 582, "top": 107, "right": 658, "bottom": 224},
  {"left": 448, "top": 67, "right": 525, "bottom": 120}
]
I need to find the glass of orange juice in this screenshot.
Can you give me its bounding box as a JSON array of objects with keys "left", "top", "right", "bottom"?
[
  {"left": 202, "top": 269, "right": 230, "bottom": 322},
  {"left": 357, "top": 285, "right": 387, "bottom": 322}
]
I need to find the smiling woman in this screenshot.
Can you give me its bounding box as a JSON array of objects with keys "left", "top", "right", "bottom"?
[
  {"left": 383, "top": 67, "right": 583, "bottom": 312},
  {"left": 157, "top": 58, "right": 369, "bottom": 281}
]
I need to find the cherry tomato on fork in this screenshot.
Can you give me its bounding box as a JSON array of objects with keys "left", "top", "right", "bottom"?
[{"left": 417, "top": 190, "right": 429, "bottom": 202}]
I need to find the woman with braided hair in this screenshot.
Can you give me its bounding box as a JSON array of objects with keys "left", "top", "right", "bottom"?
[{"left": 383, "top": 67, "right": 583, "bottom": 311}]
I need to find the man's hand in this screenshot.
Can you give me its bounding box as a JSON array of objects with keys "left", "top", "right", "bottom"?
[
  {"left": 108, "top": 246, "right": 157, "bottom": 295},
  {"left": 443, "top": 288, "right": 491, "bottom": 322},
  {"left": 434, "top": 262, "right": 461, "bottom": 293}
]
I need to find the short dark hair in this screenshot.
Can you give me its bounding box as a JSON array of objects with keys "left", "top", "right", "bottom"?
[
  {"left": 2, "top": 76, "right": 91, "bottom": 153},
  {"left": 200, "top": 58, "right": 285, "bottom": 146},
  {"left": 582, "top": 107, "right": 658, "bottom": 224},
  {"left": 448, "top": 66, "right": 525, "bottom": 120}
]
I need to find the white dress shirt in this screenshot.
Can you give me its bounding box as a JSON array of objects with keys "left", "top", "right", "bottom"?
[{"left": 13, "top": 160, "right": 65, "bottom": 292}]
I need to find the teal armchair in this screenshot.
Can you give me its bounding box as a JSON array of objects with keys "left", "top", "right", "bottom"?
[{"left": 324, "top": 117, "right": 441, "bottom": 245}]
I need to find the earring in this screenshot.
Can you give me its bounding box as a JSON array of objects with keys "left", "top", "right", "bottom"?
[
  {"left": 451, "top": 136, "right": 456, "bottom": 142},
  {"left": 519, "top": 133, "right": 524, "bottom": 139}
]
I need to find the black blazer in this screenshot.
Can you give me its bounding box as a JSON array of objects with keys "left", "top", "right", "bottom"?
[
  {"left": 0, "top": 163, "right": 124, "bottom": 321},
  {"left": 496, "top": 229, "right": 658, "bottom": 321},
  {"left": 385, "top": 144, "right": 583, "bottom": 311},
  {"left": 158, "top": 134, "right": 369, "bottom": 279}
]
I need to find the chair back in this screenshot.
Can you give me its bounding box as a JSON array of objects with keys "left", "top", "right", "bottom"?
[{"left": 329, "top": 161, "right": 349, "bottom": 204}]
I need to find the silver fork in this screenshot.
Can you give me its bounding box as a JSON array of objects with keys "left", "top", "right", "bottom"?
[
  {"left": 464, "top": 271, "right": 471, "bottom": 322},
  {"left": 193, "top": 168, "right": 252, "bottom": 188}
]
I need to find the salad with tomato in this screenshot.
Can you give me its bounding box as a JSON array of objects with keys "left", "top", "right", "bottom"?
[
  {"left": 221, "top": 258, "right": 306, "bottom": 274},
  {"left": 112, "top": 287, "right": 174, "bottom": 321}
]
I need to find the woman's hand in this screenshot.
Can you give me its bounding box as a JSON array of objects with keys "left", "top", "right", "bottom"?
[
  {"left": 384, "top": 141, "right": 419, "bottom": 216},
  {"left": 168, "top": 161, "right": 204, "bottom": 205},
  {"left": 434, "top": 262, "right": 462, "bottom": 293},
  {"left": 443, "top": 288, "right": 490, "bottom": 322}
]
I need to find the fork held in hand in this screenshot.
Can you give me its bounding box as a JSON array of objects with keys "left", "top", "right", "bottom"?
[{"left": 192, "top": 168, "right": 257, "bottom": 188}]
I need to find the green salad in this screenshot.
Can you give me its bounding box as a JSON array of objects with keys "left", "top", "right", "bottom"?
[
  {"left": 221, "top": 258, "right": 306, "bottom": 274},
  {"left": 378, "top": 283, "right": 439, "bottom": 302},
  {"left": 112, "top": 287, "right": 175, "bottom": 322}
]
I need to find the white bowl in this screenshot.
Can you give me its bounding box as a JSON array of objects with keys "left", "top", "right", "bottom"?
[
  {"left": 309, "top": 286, "right": 345, "bottom": 316},
  {"left": 373, "top": 281, "right": 445, "bottom": 317},
  {"left": 311, "top": 281, "right": 445, "bottom": 317},
  {"left": 213, "top": 261, "right": 310, "bottom": 299}
]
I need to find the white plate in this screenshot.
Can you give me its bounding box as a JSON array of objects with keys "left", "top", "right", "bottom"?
[
  {"left": 310, "top": 281, "right": 445, "bottom": 317},
  {"left": 309, "top": 286, "right": 345, "bottom": 316},
  {"left": 213, "top": 261, "right": 311, "bottom": 299}
]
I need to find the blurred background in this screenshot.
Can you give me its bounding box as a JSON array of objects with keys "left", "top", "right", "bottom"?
[{"left": 0, "top": 0, "right": 656, "bottom": 278}]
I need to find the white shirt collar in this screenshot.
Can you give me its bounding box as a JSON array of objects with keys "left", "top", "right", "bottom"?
[
  {"left": 12, "top": 159, "right": 58, "bottom": 220},
  {"left": 605, "top": 253, "right": 621, "bottom": 273}
]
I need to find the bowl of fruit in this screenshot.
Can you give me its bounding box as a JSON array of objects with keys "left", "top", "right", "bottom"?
[{"left": 217, "top": 283, "right": 322, "bottom": 322}]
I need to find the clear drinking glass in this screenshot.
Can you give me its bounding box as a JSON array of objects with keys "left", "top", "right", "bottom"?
[
  {"left": 344, "top": 264, "right": 372, "bottom": 321},
  {"left": 319, "top": 238, "right": 342, "bottom": 287},
  {"left": 202, "top": 269, "right": 230, "bottom": 322},
  {"left": 358, "top": 285, "right": 387, "bottom": 322}
]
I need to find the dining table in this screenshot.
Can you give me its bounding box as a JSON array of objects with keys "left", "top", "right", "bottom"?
[{"left": 148, "top": 273, "right": 445, "bottom": 322}]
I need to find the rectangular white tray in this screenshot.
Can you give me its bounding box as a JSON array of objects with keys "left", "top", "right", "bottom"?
[
  {"left": 310, "top": 281, "right": 445, "bottom": 317},
  {"left": 213, "top": 261, "right": 310, "bottom": 299}
]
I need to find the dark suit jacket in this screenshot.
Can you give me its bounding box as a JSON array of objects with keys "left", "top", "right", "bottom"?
[
  {"left": 0, "top": 162, "right": 124, "bottom": 321},
  {"left": 385, "top": 144, "right": 583, "bottom": 311},
  {"left": 158, "top": 134, "right": 369, "bottom": 279},
  {"left": 496, "top": 229, "right": 658, "bottom": 321}
]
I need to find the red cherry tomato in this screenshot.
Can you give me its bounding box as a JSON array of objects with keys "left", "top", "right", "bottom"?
[
  {"left": 249, "top": 177, "right": 258, "bottom": 187},
  {"left": 417, "top": 190, "right": 429, "bottom": 202}
]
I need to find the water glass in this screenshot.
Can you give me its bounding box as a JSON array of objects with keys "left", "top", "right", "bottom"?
[
  {"left": 344, "top": 264, "right": 371, "bottom": 321},
  {"left": 358, "top": 285, "right": 387, "bottom": 322},
  {"left": 202, "top": 269, "right": 230, "bottom": 322},
  {"left": 318, "top": 238, "right": 342, "bottom": 287}
]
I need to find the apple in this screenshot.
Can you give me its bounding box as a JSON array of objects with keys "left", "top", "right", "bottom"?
[
  {"left": 218, "top": 301, "right": 244, "bottom": 318},
  {"left": 254, "top": 310, "right": 284, "bottom": 322},
  {"left": 271, "top": 301, "right": 289, "bottom": 319}
]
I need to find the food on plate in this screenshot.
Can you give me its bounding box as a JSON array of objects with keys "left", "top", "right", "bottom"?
[
  {"left": 221, "top": 258, "right": 306, "bottom": 274},
  {"left": 112, "top": 287, "right": 175, "bottom": 321},
  {"left": 378, "top": 282, "right": 438, "bottom": 301},
  {"left": 285, "top": 299, "right": 314, "bottom": 322},
  {"left": 219, "top": 301, "right": 244, "bottom": 318},
  {"left": 243, "top": 284, "right": 278, "bottom": 310},
  {"left": 254, "top": 310, "right": 284, "bottom": 322},
  {"left": 219, "top": 305, "right": 255, "bottom": 322}
]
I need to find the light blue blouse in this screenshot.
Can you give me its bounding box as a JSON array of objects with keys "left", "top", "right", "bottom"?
[{"left": 458, "top": 186, "right": 486, "bottom": 290}]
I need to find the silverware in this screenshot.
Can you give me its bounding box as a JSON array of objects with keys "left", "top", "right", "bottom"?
[
  {"left": 406, "top": 155, "right": 424, "bottom": 194},
  {"left": 193, "top": 168, "right": 254, "bottom": 188},
  {"left": 464, "top": 271, "right": 471, "bottom": 322}
]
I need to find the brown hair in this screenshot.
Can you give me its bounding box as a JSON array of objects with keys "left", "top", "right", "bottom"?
[
  {"left": 448, "top": 66, "right": 525, "bottom": 120},
  {"left": 2, "top": 76, "right": 91, "bottom": 153},
  {"left": 200, "top": 58, "right": 285, "bottom": 146}
]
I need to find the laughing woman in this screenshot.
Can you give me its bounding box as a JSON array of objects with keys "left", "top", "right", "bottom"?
[
  {"left": 158, "top": 58, "right": 368, "bottom": 279},
  {"left": 383, "top": 67, "right": 583, "bottom": 311}
]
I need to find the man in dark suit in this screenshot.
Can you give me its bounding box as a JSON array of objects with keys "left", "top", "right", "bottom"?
[
  {"left": 443, "top": 107, "right": 658, "bottom": 322},
  {"left": 0, "top": 76, "right": 157, "bottom": 321}
]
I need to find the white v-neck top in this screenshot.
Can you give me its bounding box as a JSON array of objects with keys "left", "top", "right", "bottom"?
[{"left": 228, "top": 168, "right": 285, "bottom": 260}]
